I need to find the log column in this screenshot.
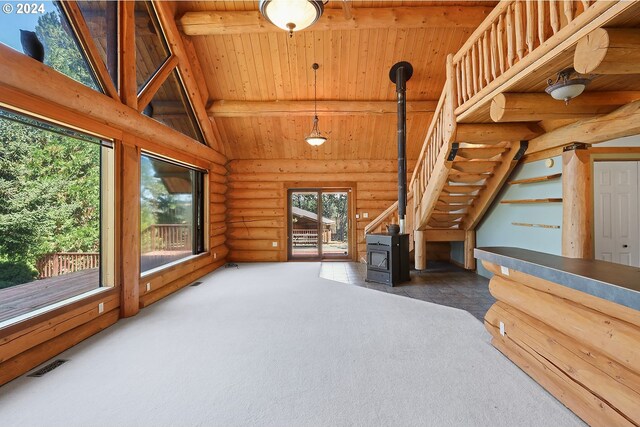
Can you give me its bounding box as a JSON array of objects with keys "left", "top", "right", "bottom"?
[
  {"left": 562, "top": 144, "right": 593, "bottom": 259},
  {"left": 414, "top": 230, "right": 427, "bottom": 270},
  {"left": 464, "top": 229, "right": 476, "bottom": 270},
  {"left": 121, "top": 141, "right": 140, "bottom": 317}
]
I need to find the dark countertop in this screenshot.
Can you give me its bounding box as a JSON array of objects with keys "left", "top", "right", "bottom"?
[{"left": 474, "top": 247, "right": 640, "bottom": 311}]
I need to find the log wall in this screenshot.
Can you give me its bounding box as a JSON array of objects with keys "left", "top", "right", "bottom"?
[
  {"left": 482, "top": 261, "right": 640, "bottom": 427},
  {"left": 226, "top": 160, "right": 412, "bottom": 262}
]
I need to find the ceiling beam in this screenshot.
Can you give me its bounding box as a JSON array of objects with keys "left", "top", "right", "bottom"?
[
  {"left": 574, "top": 28, "right": 640, "bottom": 75},
  {"left": 528, "top": 98, "right": 640, "bottom": 153},
  {"left": 490, "top": 92, "right": 640, "bottom": 122},
  {"left": 454, "top": 123, "right": 543, "bottom": 144},
  {"left": 178, "top": 6, "right": 494, "bottom": 36},
  {"left": 207, "top": 100, "right": 438, "bottom": 118}
]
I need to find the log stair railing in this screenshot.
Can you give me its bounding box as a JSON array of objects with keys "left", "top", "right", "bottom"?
[{"left": 365, "top": 55, "right": 528, "bottom": 258}]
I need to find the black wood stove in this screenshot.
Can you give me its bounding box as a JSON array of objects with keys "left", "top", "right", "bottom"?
[
  {"left": 365, "top": 61, "right": 413, "bottom": 286},
  {"left": 366, "top": 233, "right": 410, "bottom": 286}
]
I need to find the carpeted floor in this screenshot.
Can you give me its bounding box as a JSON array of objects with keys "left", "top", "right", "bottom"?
[{"left": 0, "top": 263, "right": 583, "bottom": 426}]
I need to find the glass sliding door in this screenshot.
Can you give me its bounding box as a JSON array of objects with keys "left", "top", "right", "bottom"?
[
  {"left": 321, "top": 191, "right": 349, "bottom": 257},
  {"left": 289, "top": 191, "right": 320, "bottom": 258},
  {"left": 288, "top": 189, "right": 350, "bottom": 260}
]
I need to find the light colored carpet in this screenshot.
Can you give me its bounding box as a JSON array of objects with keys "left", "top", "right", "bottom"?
[{"left": 0, "top": 263, "right": 583, "bottom": 427}]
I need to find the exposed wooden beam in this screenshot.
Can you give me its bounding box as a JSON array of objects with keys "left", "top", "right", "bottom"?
[
  {"left": 119, "top": 1, "right": 137, "bottom": 109},
  {"left": 178, "top": 6, "right": 494, "bottom": 36},
  {"left": 0, "top": 44, "right": 225, "bottom": 165},
  {"left": 137, "top": 55, "right": 179, "bottom": 113},
  {"left": 528, "top": 98, "right": 640, "bottom": 153},
  {"left": 454, "top": 123, "right": 543, "bottom": 143},
  {"left": 208, "top": 100, "right": 438, "bottom": 118},
  {"left": 490, "top": 92, "right": 640, "bottom": 122},
  {"left": 574, "top": 28, "right": 640, "bottom": 75},
  {"left": 154, "top": 1, "right": 224, "bottom": 154}
]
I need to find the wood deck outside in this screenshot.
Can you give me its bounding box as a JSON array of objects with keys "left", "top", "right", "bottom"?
[
  {"left": 0, "top": 269, "right": 99, "bottom": 323},
  {"left": 0, "top": 252, "right": 194, "bottom": 323}
]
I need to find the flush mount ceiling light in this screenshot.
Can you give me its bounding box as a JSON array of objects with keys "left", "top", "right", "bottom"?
[
  {"left": 259, "top": 0, "right": 324, "bottom": 38},
  {"left": 545, "top": 67, "right": 591, "bottom": 104},
  {"left": 305, "top": 63, "right": 327, "bottom": 147}
]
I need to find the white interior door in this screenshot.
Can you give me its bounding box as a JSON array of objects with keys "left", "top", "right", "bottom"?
[{"left": 593, "top": 161, "right": 640, "bottom": 267}]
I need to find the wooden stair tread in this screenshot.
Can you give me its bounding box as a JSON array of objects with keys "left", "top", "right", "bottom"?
[
  {"left": 439, "top": 198, "right": 474, "bottom": 204},
  {"left": 456, "top": 147, "right": 507, "bottom": 159},
  {"left": 448, "top": 173, "right": 493, "bottom": 183},
  {"left": 433, "top": 206, "right": 469, "bottom": 213},
  {"left": 442, "top": 185, "right": 485, "bottom": 194},
  {"left": 451, "top": 160, "right": 500, "bottom": 174}
]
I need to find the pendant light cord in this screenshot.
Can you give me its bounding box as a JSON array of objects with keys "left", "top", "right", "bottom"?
[{"left": 312, "top": 63, "right": 319, "bottom": 124}]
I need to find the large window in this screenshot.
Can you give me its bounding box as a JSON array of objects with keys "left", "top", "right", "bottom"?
[
  {"left": 0, "top": 108, "right": 114, "bottom": 325},
  {"left": 0, "top": 1, "right": 102, "bottom": 92},
  {"left": 140, "top": 155, "right": 205, "bottom": 273}
]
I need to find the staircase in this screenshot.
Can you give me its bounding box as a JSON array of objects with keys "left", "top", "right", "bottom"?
[
  {"left": 365, "top": 0, "right": 612, "bottom": 268},
  {"left": 364, "top": 55, "right": 533, "bottom": 269}
]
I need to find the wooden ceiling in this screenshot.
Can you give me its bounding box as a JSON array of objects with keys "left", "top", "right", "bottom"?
[{"left": 171, "top": 1, "right": 497, "bottom": 160}]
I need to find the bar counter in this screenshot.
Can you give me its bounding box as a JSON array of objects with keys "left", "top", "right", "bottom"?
[{"left": 474, "top": 247, "right": 640, "bottom": 427}]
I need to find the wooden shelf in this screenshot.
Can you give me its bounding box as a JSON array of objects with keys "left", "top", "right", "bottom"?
[
  {"left": 501, "top": 198, "right": 563, "bottom": 204},
  {"left": 512, "top": 222, "right": 560, "bottom": 229},
  {"left": 508, "top": 173, "right": 562, "bottom": 185}
]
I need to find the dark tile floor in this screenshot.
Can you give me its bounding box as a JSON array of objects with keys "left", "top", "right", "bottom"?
[{"left": 319, "top": 261, "right": 495, "bottom": 322}]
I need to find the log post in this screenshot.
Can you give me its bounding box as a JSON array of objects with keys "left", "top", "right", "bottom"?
[
  {"left": 464, "top": 229, "right": 476, "bottom": 270},
  {"left": 574, "top": 28, "right": 640, "bottom": 75},
  {"left": 121, "top": 142, "right": 141, "bottom": 317},
  {"left": 414, "top": 230, "right": 427, "bottom": 270},
  {"left": 561, "top": 144, "right": 593, "bottom": 259}
]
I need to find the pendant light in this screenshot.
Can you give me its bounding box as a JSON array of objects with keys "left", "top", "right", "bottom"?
[
  {"left": 305, "top": 63, "right": 327, "bottom": 147},
  {"left": 259, "top": 0, "right": 324, "bottom": 38},
  {"left": 545, "top": 67, "right": 591, "bottom": 104}
]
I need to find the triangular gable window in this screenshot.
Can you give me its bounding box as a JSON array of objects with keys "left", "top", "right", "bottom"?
[
  {"left": 134, "top": 1, "right": 171, "bottom": 93},
  {"left": 0, "top": 1, "right": 101, "bottom": 92},
  {"left": 141, "top": 69, "right": 205, "bottom": 144},
  {"left": 75, "top": 1, "right": 119, "bottom": 90}
]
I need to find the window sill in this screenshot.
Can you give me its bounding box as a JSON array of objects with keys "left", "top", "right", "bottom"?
[
  {"left": 0, "top": 286, "right": 115, "bottom": 331},
  {"left": 139, "top": 252, "right": 210, "bottom": 279}
]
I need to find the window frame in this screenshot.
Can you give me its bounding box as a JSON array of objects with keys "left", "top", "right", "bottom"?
[
  {"left": 0, "top": 105, "right": 117, "bottom": 328},
  {"left": 139, "top": 151, "right": 208, "bottom": 276}
]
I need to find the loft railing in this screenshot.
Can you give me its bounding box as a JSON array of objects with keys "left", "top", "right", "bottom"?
[{"left": 452, "top": 0, "right": 600, "bottom": 112}]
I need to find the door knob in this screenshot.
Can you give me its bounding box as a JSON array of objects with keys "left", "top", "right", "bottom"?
[{"left": 622, "top": 244, "right": 628, "bottom": 248}]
